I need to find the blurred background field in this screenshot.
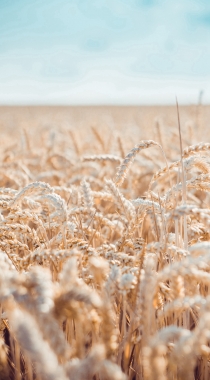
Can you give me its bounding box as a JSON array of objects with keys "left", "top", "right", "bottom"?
[{"left": 0, "top": 104, "right": 209, "bottom": 142}]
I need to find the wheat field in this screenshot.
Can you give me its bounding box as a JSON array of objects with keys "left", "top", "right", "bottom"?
[{"left": 0, "top": 105, "right": 210, "bottom": 380}]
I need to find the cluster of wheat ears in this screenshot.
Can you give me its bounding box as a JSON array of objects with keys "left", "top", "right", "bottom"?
[{"left": 1, "top": 114, "right": 210, "bottom": 380}]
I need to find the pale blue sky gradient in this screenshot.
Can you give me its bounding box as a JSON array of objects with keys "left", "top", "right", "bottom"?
[{"left": 1, "top": 0, "right": 210, "bottom": 104}]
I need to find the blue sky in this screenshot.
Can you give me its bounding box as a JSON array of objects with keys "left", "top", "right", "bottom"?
[{"left": 0, "top": 0, "right": 210, "bottom": 104}]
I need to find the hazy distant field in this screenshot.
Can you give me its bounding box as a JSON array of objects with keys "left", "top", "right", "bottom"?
[
  {"left": 0, "top": 104, "right": 209, "bottom": 137},
  {"left": 0, "top": 105, "right": 209, "bottom": 159}
]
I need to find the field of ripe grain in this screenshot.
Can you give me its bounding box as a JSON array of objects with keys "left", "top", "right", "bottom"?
[{"left": 1, "top": 105, "right": 210, "bottom": 380}]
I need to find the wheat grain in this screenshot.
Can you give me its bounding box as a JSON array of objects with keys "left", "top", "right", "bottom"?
[{"left": 0, "top": 109, "right": 210, "bottom": 379}]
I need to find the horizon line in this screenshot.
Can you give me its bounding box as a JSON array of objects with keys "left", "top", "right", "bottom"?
[{"left": 0, "top": 102, "right": 206, "bottom": 107}]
